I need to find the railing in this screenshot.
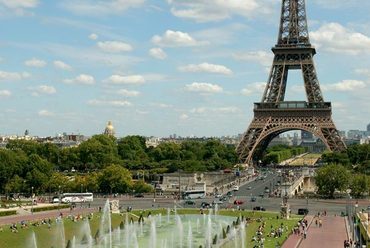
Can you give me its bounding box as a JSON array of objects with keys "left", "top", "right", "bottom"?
[{"left": 254, "top": 101, "right": 331, "bottom": 110}]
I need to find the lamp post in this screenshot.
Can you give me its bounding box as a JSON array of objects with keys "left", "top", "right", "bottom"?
[
  {"left": 31, "top": 186, "right": 34, "bottom": 214},
  {"left": 58, "top": 185, "right": 61, "bottom": 215},
  {"left": 80, "top": 184, "right": 83, "bottom": 208}
]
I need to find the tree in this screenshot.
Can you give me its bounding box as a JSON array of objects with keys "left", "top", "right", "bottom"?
[
  {"left": 315, "top": 164, "right": 350, "bottom": 198},
  {"left": 98, "top": 164, "right": 133, "bottom": 194},
  {"left": 349, "top": 174, "right": 369, "bottom": 198},
  {"left": 79, "top": 135, "right": 121, "bottom": 169}
]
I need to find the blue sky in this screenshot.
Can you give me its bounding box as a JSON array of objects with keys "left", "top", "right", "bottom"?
[{"left": 1, "top": 0, "right": 370, "bottom": 137}]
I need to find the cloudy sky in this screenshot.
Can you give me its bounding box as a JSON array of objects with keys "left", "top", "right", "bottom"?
[{"left": 1, "top": 0, "right": 370, "bottom": 137}]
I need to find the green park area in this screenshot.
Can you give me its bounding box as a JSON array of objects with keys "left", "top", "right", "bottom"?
[
  {"left": 0, "top": 208, "right": 302, "bottom": 248},
  {"left": 289, "top": 153, "right": 322, "bottom": 166}
]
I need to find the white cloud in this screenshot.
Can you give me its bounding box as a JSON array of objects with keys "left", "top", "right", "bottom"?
[
  {"left": 322, "top": 80, "right": 367, "bottom": 92},
  {"left": 53, "top": 60, "right": 72, "bottom": 70},
  {"left": 117, "top": 89, "right": 140, "bottom": 97},
  {"left": 97, "top": 41, "right": 133, "bottom": 53},
  {"left": 151, "top": 103, "right": 173, "bottom": 108},
  {"left": 0, "top": 71, "right": 30, "bottom": 81},
  {"left": 355, "top": 69, "right": 370, "bottom": 78},
  {"left": 151, "top": 30, "right": 208, "bottom": 47},
  {"left": 64, "top": 74, "right": 95, "bottom": 85},
  {"left": 184, "top": 82, "right": 223, "bottom": 94},
  {"left": 88, "top": 99, "right": 132, "bottom": 107},
  {"left": 233, "top": 51, "right": 272, "bottom": 67},
  {"left": 179, "top": 62, "right": 232, "bottom": 75},
  {"left": 38, "top": 109, "right": 54, "bottom": 117},
  {"left": 310, "top": 23, "right": 370, "bottom": 55},
  {"left": 190, "top": 106, "right": 240, "bottom": 115},
  {"left": 30, "top": 85, "right": 57, "bottom": 96},
  {"left": 104, "top": 74, "right": 145, "bottom": 85},
  {"left": 240, "top": 82, "right": 266, "bottom": 96},
  {"left": 0, "top": 90, "right": 11, "bottom": 98},
  {"left": 62, "top": 0, "right": 145, "bottom": 16},
  {"left": 179, "top": 114, "right": 189, "bottom": 120},
  {"left": 24, "top": 58, "right": 47, "bottom": 68},
  {"left": 89, "top": 33, "right": 98, "bottom": 40},
  {"left": 0, "top": 0, "right": 38, "bottom": 8},
  {"left": 149, "top": 48, "right": 167, "bottom": 60},
  {"left": 168, "top": 0, "right": 274, "bottom": 22}
]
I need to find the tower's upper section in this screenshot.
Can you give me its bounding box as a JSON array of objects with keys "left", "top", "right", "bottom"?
[{"left": 277, "top": 0, "right": 310, "bottom": 47}]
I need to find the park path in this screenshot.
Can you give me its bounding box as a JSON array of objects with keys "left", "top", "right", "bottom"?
[
  {"left": 282, "top": 215, "right": 348, "bottom": 248},
  {"left": 299, "top": 215, "right": 348, "bottom": 248},
  {"left": 0, "top": 207, "right": 96, "bottom": 226}
]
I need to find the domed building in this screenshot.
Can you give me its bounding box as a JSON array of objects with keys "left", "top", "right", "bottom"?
[{"left": 104, "top": 121, "right": 115, "bottom": 137}]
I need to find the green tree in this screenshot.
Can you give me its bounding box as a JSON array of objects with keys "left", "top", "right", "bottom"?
[
  {"left": 117, "top": 136, "right": 148, "bottom": 161},
  {"left": 315, "top": 164, "right": 350, "bottom": 198},
  {"left": 5, "top": 175, "right": 25, "bottom": 194},
  {"left": 132, "top": 180, "right": 153, "bottom": 193},
  {"left": 98, "top": 164, "right": 133, "bottom": 194},
  {"left": 79, "top": 135, "right": 121, "bottom": 169},
  {"left": 349, "top": 174, "right": 369, "bottom": 198}
]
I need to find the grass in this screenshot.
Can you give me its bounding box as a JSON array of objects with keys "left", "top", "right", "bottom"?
[
  {"left": 289, "top": 153, "right": 321, "bottom": 166},
  {"left": 0, "top": 208, "right": 302, "bottom": 248}
]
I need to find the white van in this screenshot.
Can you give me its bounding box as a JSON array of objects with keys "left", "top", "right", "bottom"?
[{"left": 233, "top": 185, "right": 239, "bottom": 191}]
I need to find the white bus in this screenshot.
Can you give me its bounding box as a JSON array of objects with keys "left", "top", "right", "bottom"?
[
  {"left": 182, "top": 190, "right": 206, "bottom": 199},
  {"left": 61, "top": 193, "right": 93, "bottom": 203}
]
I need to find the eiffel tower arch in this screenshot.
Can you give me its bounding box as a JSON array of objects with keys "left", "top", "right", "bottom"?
[{"left": 236, "top": 0, "right": 346, "bottom": 165}]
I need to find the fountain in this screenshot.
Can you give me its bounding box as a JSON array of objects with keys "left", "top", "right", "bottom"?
[{"left": 27, "top": 200, "right": 246, "bottom": 248}]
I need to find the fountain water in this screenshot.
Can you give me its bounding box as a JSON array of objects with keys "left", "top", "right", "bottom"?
[
  {"left": 55, "top": 219, "right": 66, "bottom": 248},
  {"left": 27, "top": 199, "right": 246, "bottom": 248},
  {"left": 187, "top": 222, "right": 193, "bottom": 248},
  {"left": 99, "top": 200, "right": 112, "bottom": 247},
  {"left": 29, "top": 231, "right": 38, "bottom": 248}
]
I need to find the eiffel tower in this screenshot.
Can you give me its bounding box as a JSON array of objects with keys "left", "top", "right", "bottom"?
[{"left": 236, "top": 0, "right": 346, "bottom": 165}]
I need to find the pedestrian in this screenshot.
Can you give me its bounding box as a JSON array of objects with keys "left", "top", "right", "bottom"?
[
  {"left": 303, "top": 229, "right": 307, "bottom": 239},
  {"left": 319, "top": 219, "right": 322, "bottom": 228},
  {"left": 315, "top": 219, "right": 318, "bottom": 227}
]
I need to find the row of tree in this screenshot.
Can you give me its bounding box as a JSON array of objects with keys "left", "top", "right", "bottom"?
[
  {"left": 0, "top": 135, "right": 238, "bottom": 194},
  {"left": 262, "top": 145, "right": 306, "bottom": 164}
]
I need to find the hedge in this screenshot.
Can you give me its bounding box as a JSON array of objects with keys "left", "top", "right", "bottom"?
[
  {"left": 31, "top": 205, "right": 69, "bottom": 213},
  {"left": 0, "top": 210, "right": 17, "bottom": 217}
]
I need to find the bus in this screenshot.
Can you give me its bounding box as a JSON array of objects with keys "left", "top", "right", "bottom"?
[
  {"left": 182, "top": 190, "right": 206, "bottom": 199},
  {"left": 61, "top": 193, "right": 93, "bottom": 203}
]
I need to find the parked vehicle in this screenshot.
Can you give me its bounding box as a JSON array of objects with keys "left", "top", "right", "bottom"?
[
  {"left": 298, "top": 208, "right": 309, "bottom": 215},
  {"left": 201, "top": 202, "right": 211, "bottom": 208},
  {"left": 233, "top": 186, "right": 239, "bottom": 191},
  {"left": 251, "top": 196, "right": 257, "bottom": 202},
  {"left": 253, "top": 206, "right": 266, "bottom": 211},
  {"left": 233, "top": 200, "right": 244, "bottom": 205},
  {"left": 184, "top": 200, "right": 196, "bottom": 205}
]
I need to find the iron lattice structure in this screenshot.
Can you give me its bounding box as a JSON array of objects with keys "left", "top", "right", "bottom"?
[{"left": 236, "top": 0, "right": 346, "bottom": 165}]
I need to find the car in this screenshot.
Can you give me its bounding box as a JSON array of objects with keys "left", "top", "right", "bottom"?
[
  {"left": 233, "top": 200, "right": 244, "bottom": 205},
  {"left": 298, "top": 208, "right": 309, "bottom": 215},
  {"left": 201, "top": 202, "right": 211, "bottom": 208},
  {"left": 220, "top": 196, "right": 228, "bottom": 202},
  {"left": 233, "top": 186, "right": 239, "bottom": 191},
  {"left": 215, "top": 193, "right": 222, "bottom": 198},
  {"left": 184, "top": 200, "right": 196, "bottom": 205},
  {"left": 251, "top": 196, "right": 257, "bottom": 202},
  {"left": 264, "top": 189, "right": 270, "bottom": 193},
  {"left": 253, "top": 206, "right": 266, "bottom": 211},
  {"left": 227, "top": 191, "right": 233, "bottom": 197},
  {"left": 247, "top": 186, "right": 252, "bottom": 190},
  {"left": 134, "top": 193, "right": 144, "bottom": 198},
  {"left": 259, "top": 193, "right": 264, "bottom": 198}
]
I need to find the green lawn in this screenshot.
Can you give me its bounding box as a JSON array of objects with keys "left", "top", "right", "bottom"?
[{"left": 0, "top": 209, "right": 302, "bottom": 248}]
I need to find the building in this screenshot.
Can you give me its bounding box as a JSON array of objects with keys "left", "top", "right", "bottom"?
[{"left": 103, "top": 121, "right": 115, "bottom": 137}]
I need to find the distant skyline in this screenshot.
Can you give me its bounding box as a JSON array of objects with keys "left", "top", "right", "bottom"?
[{"left": 1, "top": 0, "right": 370, "bottom": 137}]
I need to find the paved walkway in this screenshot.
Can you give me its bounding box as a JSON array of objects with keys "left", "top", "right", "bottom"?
[
  {"left": 282, "top": 215, "right": 348, "bottom": 248},
  {"left": 282, "top": 215, "right": 314, "bottom": 248},
  {"left": 300, "top": 216, "right": 348, "bottom": 247}
]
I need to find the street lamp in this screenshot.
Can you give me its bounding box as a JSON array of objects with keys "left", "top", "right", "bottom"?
[{"left": 31, "top": 186, "right": 34, "bottom": 214}]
